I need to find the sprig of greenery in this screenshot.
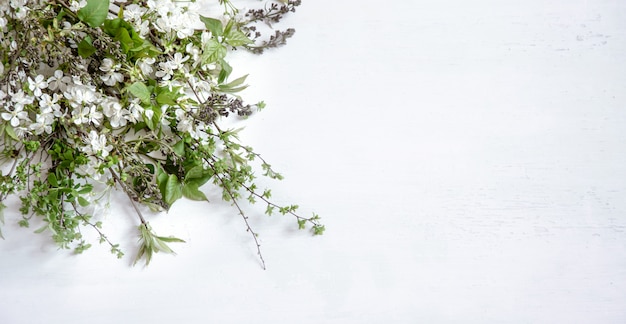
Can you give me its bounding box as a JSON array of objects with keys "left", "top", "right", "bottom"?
[{"left": 0, "top": 0, "right": 322, "bottom": 268}]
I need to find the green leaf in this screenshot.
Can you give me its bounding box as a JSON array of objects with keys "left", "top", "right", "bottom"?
[
  {"left": 103, "top": 18, "right": 122, "bottom": 36},
  {"left": 199, "top": 15, "right": 223, "bottom": 36},
  {"left": 47, "top": 172, "right": 58, "bottom": 187},
  {"left": 221, "top": 74, "right": 248, "bottom": 88},
  {"left": 156, "top": 236, "right": 186, "bottom": 243},
  {"left": 34, "top": 224, "right": 48, "bottom": 234},
  {"left": 77, "top": 196, "right": 90, "bottom": 207},
  {"left": 115, "top": 28, "right": 134, "bottom": 53},
  {"left": 172, "top": 140, "right": 184, "bottom": 156},
  {"left": 127, "top": 82, "right": 151, "bottom": 104},
  {"left": 77, "top": 0, "right": 110, "bottom": 28},
  {"left": 163, "top": 174, "right": 183, "bottom": 206},
  {"left": 204, "top": 39, "right": 227, "bottom": 63},
  {"left": 185, "top": 166, "right": 212, "bottom": 187},
  {"left": 155, "top": 91, "right": 177, "bottom": 105},
  {"left": 77, "top": 36, "right": 97, "bottom": 58},
  {"left": 217, "top": 59, "right": 232, "bottom": 84},
  {"left": 5, "top": 125, "right": 18, "bottom": 141},
  {"left": 77, "top": 184, "right": 93, "bottom": 194},
  {"left": 182, "top": 183, "right": 208, "bottom": 201},
  {"left": 226, "top": 30, "right": 253, "bottom": 47}
]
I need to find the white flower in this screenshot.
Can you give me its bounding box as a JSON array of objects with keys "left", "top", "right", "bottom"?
[
  {"left": 29, "top": 114, "right": 53, "bottom": 135},
  {"left": 83, "top": 130, "right": 113, "bottom": 158},
  {"left": 155, "top": 61, "right": 174, "bottom": 80},
  {"left": 87, "top": 105, "right": 104, "bottom": 126},
  {"left": 123, "top": 4, "right": 146, "bottom": 22},
  {"left": 138, "top": 57, "right": 156, "bottom": 76},
  {"left": 144, "top": 108, "right": 154, "bottom": 120},
  {"left": 170, "top": 52, "right": 189, "bottom": 70},
  {"left": 0, "top": 63, "right": 4, "bottom": 76},
  {"left": 136, "top": 20, "right": 150, "bottom": 37},
  {"left": 1, "top": 105, "right": 29, "bottom": 127},
  {"left": 185, "top": 43, "right": 201, "bottom": 63},
  {"left": 99, "top": 58, "right": 115, "bottom": 72},
  {"left": 100, "top": 71, "right": 124, "bottom": 86},
  {"left": 69, "top": 0, "right": 87, "bottom": 12},
  {"left": 38, "top": 93, "right": 61, "bottom": 114},
  {"left": 10, "top": 90, "right": 34, "bottom": 110},
  {"left": 72, "top": 106, "right": 89, "bottom": 125},
  {"left": 77, "top": 156, "right": 103, "bottom": 181},
  {"left": 127, "top": 99, "right": 144, "bottom": 124},
  {"left": 47, "top": 70, "right": 72, "bottom": 92},
  {"left": 102, "top": 99, "right": 129, "bottom": 128},
  {"left": 64, "top": 85, "right": 97, "bottom": 108},
  {"left": 100, "top": 59, "right": 124, "bottom": 86},
  {"left": 175, "top": 108, "right": 193, "bottom": 133},
  {"left": 28, "top": 74, "right": 48, "bottom": 97}
]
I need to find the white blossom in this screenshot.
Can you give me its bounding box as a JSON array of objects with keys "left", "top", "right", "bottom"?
[
  {"left": 47, "top": 70, "right": 72, "bottom": 92},
  {"left": 127, "top": 99, "right": 144, "bottom": 123},
  {"left": 170, "top": 52, "right": 189, "bottom": 70},
  {"left": 64, "top": 84, "right": 97, "bottom": 108},
  {"left": 29, "top": 114, "right": 53, "bottom": 135},
  {"left": 1, "top": 105, "right": 29, "bottom": 127},
  {"left": 123, "top": 4, "right": 147, "bottom": 22},
  {"left": 100, "top": 71, "right": 124, "bottom": 86},
  {"left": 138, "top": 57, "right": 156, "bottom": 76},
  {"left": 10, "top": 90, "right": 34, "bottom": 110},
  {"left": 28, "top": 74, "right": 48, "bottom": 97},
  {"left": 83, "top": 130, "right": 113, "bottom": 158},
  {"left": 102, "top": 99, "right": 130, "bottom": 128},
  {"left": 69, "top": 0, "right": 87, "bottom": 12},
  {"left": 155, "top": 61, "right": 174, "bottom": 80},
  {"left": 175, "top": 108, "right": 193, "bottom": 134},
  {"left": 99, "top": 58, "right": 115, "bottom": 72}
]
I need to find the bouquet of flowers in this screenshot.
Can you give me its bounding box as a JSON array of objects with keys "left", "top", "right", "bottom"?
[{"left": 0, "top": 0, "right": 323, "bottom": 268}]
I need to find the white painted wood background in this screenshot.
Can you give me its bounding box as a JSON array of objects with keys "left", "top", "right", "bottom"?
[{"left": 1, "top": 0, "right": 625, "bottom": 322}]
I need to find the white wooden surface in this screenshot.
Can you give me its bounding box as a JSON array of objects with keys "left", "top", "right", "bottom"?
[{"left": 1, "top": 0, "right": 626, "bottom": 323}]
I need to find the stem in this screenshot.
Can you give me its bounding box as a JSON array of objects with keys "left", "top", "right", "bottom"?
[
  {"left": 109, "top": 167, "right": 147, "bottom": 226},
  {"left": 209, "top": 163, "right": 266, "bottom": 270}
]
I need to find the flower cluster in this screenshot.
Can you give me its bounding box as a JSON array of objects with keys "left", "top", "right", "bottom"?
[{"left": 0, "top": 0, "right": 322, "bottom": 268}]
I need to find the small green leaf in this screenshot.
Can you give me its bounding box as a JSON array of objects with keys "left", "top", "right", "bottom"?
[
  {"left": 5, "top": 125, "right": 18, "bottom": 141},
  {"left": 34, "top": 224, "right": 48, "bottom": 234},
  {"left": 163, "top": 174, "right": 183, "bottom": 206},
  {"left": 204, "top": 39, "right": 227, "bottom": 63},
  {"left": 313, "top": 225, "right": 326, "bottom": 235},
  {"left": 199, "top": 16, "right": 223, "bottom": 36},
  {"left": 77, "top": 184, "right": 93, "bottom": 194},
  {"left": 156, "top": 236, "right": 186, "bottom": 243},
  {"left": 217, "top": 59, "right": 232, "bottom": 84},
  {"left": 172, "top": 140, "right": 184, "bottom": 156},
  {"left": 77, "top": 0, "right": 110, "bottom": 27},
  {"left": 115, "top": 28, "right": 134, "bottom": 53},
  {"left": 185, "top": 166, "right": 212, "bottom": 187},
  {"left": 77, "top": 37, "right": 97, "bottom": 58},
  {"left": 226, "top": 30, "right": 253, "bottom": 47},
  {"left": 47, "top": 172, "right": 58, "bottom": 187},
  {"left": 182, "top": 183, "right": 208, "bottom": 201},
  {"left": 77, "top": 196, "right": 90, "bottom": 207},
  {"left": 127, "top": 82, "right": 151, "bottom": 104},
  {"left": 103, "top": 18, "right": 122, "bottom": 36},
  {"left": 221, "top": 74, "right": 248, "bottom": 88},
  {"left": 185, "top": 165, "right": 204, "bottom": 181}
]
